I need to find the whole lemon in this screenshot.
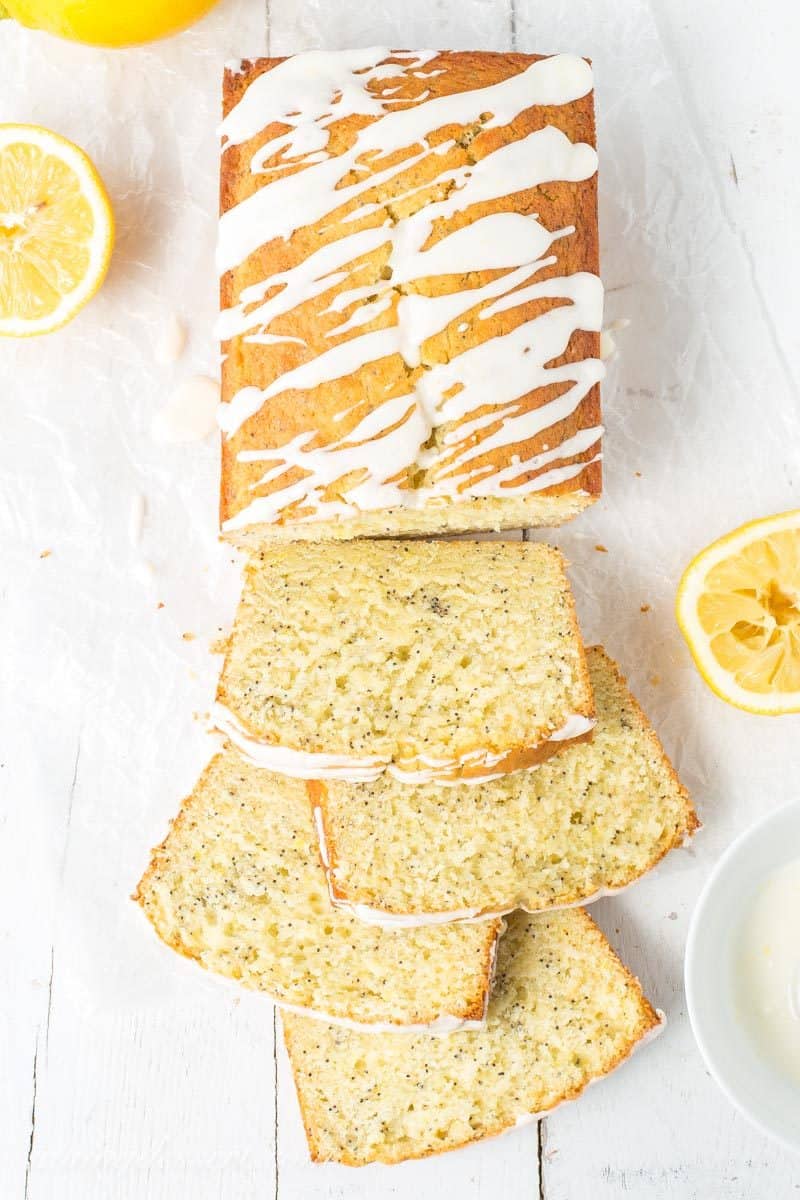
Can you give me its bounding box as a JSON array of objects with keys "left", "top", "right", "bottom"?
[{"left": 0, "top": 0, "right": 221, "bottom": 46}]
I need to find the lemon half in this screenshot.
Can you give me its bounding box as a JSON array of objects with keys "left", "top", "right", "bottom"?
[
  {"left": 1, "top": 0, "right": 220, "bottom": 46},
  {"left": 0, "top": 124, "right": 114, "bottom": 336},
  {"left": 676, "top": 510, "right": 800, "bottom": 714}
]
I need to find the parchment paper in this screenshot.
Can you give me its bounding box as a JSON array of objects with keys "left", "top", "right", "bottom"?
[{"left": 2, "top": 0, "right": 799, "bottom": 1022}]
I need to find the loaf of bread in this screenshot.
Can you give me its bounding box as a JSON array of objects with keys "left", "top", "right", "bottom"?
[
  {"left": 218, "top": 49, "right": 602, "bottom": 545},
  {"left": 214, "top": 539, "right": 594, "bottom": 783},
  {"left": 314, "top": 646, "right": 700, "bottom": 923},
  {"left": 134, "top": 752, "right": 500, "bottom": 1029},
  {"left": 282, "top": 909, "right": 661, "bottom": 1165}
]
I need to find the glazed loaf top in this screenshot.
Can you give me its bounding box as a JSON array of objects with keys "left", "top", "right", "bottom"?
[{"left": 218, "top": 50, "right": 603, "bottom": 535}]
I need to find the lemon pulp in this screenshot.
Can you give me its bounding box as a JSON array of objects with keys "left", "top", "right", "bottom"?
[
  {"left": 0, "top": 125, "right": 113, "bottom": 336},
  {"left": 677, "top": 511, "right": 800, "bottom": 713}
]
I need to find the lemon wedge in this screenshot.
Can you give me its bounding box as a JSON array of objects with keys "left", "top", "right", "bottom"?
[
  {"left": 0, "top": 124, "right": 114, "bottom": 336},
  {"left": 676, "top": 510, "right": 800, "bottom": 714}
]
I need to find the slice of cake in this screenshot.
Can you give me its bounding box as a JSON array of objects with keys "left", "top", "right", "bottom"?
[
  {"left": 282, "top": 909, "right": 662, "bottom": 1165},
  {"left": 134, "top": 752, "right": 500, "bottom": 1029},
  {"left": 218, "top": 49, "right": 603, "bottom": 545},
  {"left": 314, "top": 646, "right": 700, "bottom": 923},
  {"left": 214, "top": 539, "right": 594, "bottom": 783}
]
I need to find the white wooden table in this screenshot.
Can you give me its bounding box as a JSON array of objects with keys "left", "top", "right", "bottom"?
[{"left": 2, "top": 1, "right": 800, "bottom": 1196}]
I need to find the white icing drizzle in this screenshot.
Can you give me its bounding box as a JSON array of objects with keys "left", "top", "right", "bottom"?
[
  {"left": 152, "top": 376, "right": 220, "bottom": 444},
  {"left": 156, "top": 312, "right": 187, "bottom": 365},
  {"left": 218, "top": 50, "right": 603, "bottom": 529},
  {"left": 600, "top": 317, "right": 631, "bottom": 360},
  {"left": 547, "top": 711, "right": 596, "bottom": 742},
  {"left": 215, "top": 701, "right": 594, "bottom": 784},
  {"left": 218, "top": 53, "right": 593, "bottom": 271},
  {"left": 213, "top": 703, "right": 387, "bottom": 781},
  {"left": 276, "top": 997, "right": 486, "bottom": 1035},
  {"left": 327, "top": 866, "right": 655, "bottom": 929}
]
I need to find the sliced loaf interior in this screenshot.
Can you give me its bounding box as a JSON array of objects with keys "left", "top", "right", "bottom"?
[
  {"left": 134, "top": 751, "right": 500, "bottom": 1029},
  {"left": 282, "top": 908, "right": 661, "bottom": 1165},
  {"left": 216, "top": 539, "right": 594, "bottom": 782},
  {"left": 315, "top": 646, "right": 700, "bottom": 922}
]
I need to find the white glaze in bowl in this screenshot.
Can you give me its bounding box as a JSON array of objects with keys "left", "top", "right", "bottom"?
[{"left": 685, "top": 800, "right": 800, "bottom": 1155}]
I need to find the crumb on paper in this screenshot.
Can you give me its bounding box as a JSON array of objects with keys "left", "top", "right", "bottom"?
[
  {"left": 667, "top": 912, "right": 678, "bottom": 921},
  {"left": 729, "top": 153, "right": 739, "bottom": 188},
  {"left": 39, "top": 549, "right": 52, "bottom": 559},
  {"left": 151, "top": 375, "right": 219, "bottom": 444},
  {"left": 182, "top": 632, "right": 196, "bottom": 642},
  {"left": 157, "top": 601, "right": 165, "bottom": 610},
  {"left": 595, "top": 544, "right": 608, "bottom": 553},
  {"left": 640, "top": 603, "right": 651, "bottom": 613},
  {"left": 649, "top": 673, "right": 661, "bottom": 686},
  {"left": 635, "top": 471, "right": 642, "bottom": 478}
]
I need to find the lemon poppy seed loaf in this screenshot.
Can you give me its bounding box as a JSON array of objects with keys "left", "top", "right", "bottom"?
[
  {"left": 314, "top": 646, "right": 700, "bottom": 923},
  {"left": 215, "top": 539, "right": 594, "bottom": 783},
  {"left": 218, "top": 50, "right": 602, "bottom": 546},
  {"left": 282, "top": 909, "right": 662, "bottom": 1165},
  {"left": 134, "top": 752, "right": 500, "bottom": 1029}
]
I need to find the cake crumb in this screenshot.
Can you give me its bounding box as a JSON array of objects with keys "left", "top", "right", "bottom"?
[
  {"left": 649, "top": 673, "right": 661, "bottom": 686},
  {"left": 595, "top": 544, "right": 608, "bottom": 553},
  {"left": 182, "top": 632, "right": 196, "bottom": 642},
  {"left": 39, "top": 549, "right": 52, "bottom": 559},
  {"left": 640, "top": 604, "right": 651, "bottom": 613},
  {"left": 634, "top": 471, "right": 642, "bottom": 478},
  {"left": 157, "top": 602, "right": 165, "bottom": 610},
  {"left": 210, "top": 636, "right": 229, "bottom": 655}
]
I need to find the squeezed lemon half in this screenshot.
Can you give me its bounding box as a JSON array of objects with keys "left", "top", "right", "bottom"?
[
  {"left": 676, "top": 510, "right": 800, "bottom": 714},
  {"left": 0, "top": 124, "right": 114, "bottom": 336}
]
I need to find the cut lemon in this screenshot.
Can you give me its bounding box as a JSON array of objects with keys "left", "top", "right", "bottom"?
[
  {"left": 0, "top": 124, "right": 114, "bottom": 336},
  {"left": 1, "top": 0, "right": 220, "bottom": 46},
  {"left": 676, "top": 510, "right": 800, "bottom": 714}
]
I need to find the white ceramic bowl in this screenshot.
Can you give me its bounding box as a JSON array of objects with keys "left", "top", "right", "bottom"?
[{"left": 685, "top": 800, "right": 800, "bottom": 1154}]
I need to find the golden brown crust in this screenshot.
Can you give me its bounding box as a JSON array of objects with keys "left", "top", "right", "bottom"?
[
  {"left": 586, "top": 646, "right": 701, "bottom": 840},
  {"left": 219, "top": 52, "right": 601, "bottom": 540},
  {"left": 214, "top": 714, "right": 595, "bottom": 782}
]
